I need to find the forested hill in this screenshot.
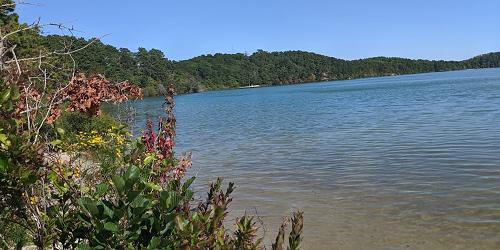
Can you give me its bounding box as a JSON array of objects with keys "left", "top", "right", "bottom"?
[{"left": 39, "top": 35, "right": 500, "bottom": 95}]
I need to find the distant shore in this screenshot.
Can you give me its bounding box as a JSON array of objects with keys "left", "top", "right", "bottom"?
[{"left": 142, "top": 67, "right": 500, "bottom": 97}]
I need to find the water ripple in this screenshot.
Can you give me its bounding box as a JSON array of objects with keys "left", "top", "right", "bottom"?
[{"left": 124, "top": 68, "right": 500, "bottom": 249}]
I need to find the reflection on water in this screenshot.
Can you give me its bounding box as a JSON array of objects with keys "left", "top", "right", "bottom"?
[{"left": 123, "top": 68, "right": 500, "bottom": 249}]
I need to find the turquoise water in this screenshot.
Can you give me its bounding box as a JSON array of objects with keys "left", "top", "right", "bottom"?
[{"left": 125, "top": 68, "right": 500, "bottom": 249}]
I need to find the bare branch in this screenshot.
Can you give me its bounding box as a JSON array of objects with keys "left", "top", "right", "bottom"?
[
  {"left": 1, "top": 1, "right": 43, "bottom": 8},
  {"left": 33, "top": 76, "right": 73, "bottom": 143},
  {"left": 4, "top": 35, "right": 106, "bottom": 64},
  {"left": 10, "top": 45, "right": 21, "bottom": 75},
  {"left": 1, "top": 18, "right": 40, "bottom": 40}
]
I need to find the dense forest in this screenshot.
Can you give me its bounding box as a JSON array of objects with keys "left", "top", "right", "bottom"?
[{"left": 39, "top": 35, "right": 500, "bottom": 95}]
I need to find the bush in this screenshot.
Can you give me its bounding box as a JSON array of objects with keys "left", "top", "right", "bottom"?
[
  {"left": 1, "top": 80, "right": 304, "bottom": 249},
  {"left": 57, "top": 112, "right": 118, "bottom": 135},
  {"left": 0, "top": 223, "right": 28, "bottom": 249},
  {"left": 0, "top": 3, "right": 303, "bottom": 247}
]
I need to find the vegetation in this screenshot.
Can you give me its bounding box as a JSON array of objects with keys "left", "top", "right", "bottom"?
[
  {"left": 0, "top": 1, "right": 303, "bottom": 249},
  {"left": 37, "top": 35, "right": 500, "bottom": 95}
]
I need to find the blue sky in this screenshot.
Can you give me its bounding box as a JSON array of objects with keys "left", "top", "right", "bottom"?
[{"left": 17, "top": 0, "right": 500, "bottom": 61}]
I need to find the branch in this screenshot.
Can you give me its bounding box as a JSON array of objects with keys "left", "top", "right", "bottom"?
[
  {"left": 32, "top": 78, "right": 73, "bottom": 144},
  {"left": 1, "top": 19, "right": 40, "bottom": 40},
  {"left": 1, "top": 1, "right": 42, "bottom": 8},
  {"left": 4, "top": 35, "right": 106, "bottom": 64},
  {"left": 0, "top": 217, "right": 35, "bottom": 235},
  {"left": 10, "top": 45, "right": 21, "bottom": 75}
]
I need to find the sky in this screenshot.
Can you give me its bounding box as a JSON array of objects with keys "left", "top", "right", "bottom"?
[{"left": 17, "top": 0, "right": 500, "bottom": 61}]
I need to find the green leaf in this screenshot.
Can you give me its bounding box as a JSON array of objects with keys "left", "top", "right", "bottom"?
[
  {"left": 53, "top": 180, "right": 69, "bottom": 193},
  {"left": 79, "top": 197, "right": 99, "bottom": 216},
  {"left": 0, "top": 157, "right": 7, "bottom": 173},
  {"left": 77, "top": 244, "right": 93, "bottom": 250},
  {"left": 184, "top": 189, "right": 194, "bottom": 201},
  {"left": 126, "top": 190, "right": 140, "bottom": 203},
  {"left": 101, "top": 201, "right": 114, "bottom": 218},
  {"left": 25, "top": 173, "right": 37, "bottom": 185},
  {"left": 56, "top": 127, "right": 65, "bottom": 136},
  {"left": 11, "top": 87, "right": 20, "bottom": 100},
  {"left": 1, "top": 89, "right": 10, "bottom": 103},
  {"left": 104, "top": 222, "right": 119, "bottom": 232},
  {"left": 112, "top": 175, "right": 125, "bottom": 193},
  {"left": 160, "top": 191, "right": 182, "bottom": 211},
  {"left": 175, "top": 215, "right": 187, "bottom": 231},
  {"left": 123, "top": 165, "right": 140, "bottom": 188},
  {"left": 143, "top": 153, "right": 156, "bottom": 166},
  {"left": 170, "top": 192, "right": 182, "bottom": 207},
  {"left": 148, "top": 237, "right": 161, "bottom": 249},
  {"left": 124, "top": 165, "right": 140, "bottom": 180},
  {"left": 182, "top": 177, "right": 195, "bottom": 192},
  {"left": 144, "top": 181, "right": 162, "bottom": 191},
  {"left": 48, "top": 171, "right": 58, "bottom": 182},
  {"left": 50, "top": 139, "right": 62, "bottom": 146},
  {"left": 0, "top": 133, "right": 11, "bottom": 149},
  {"left": 95, "top": 183, "right": 108, "bottom": 197},
  {"left": 130, "top": 195, "right": 148, "bottom": 208}
]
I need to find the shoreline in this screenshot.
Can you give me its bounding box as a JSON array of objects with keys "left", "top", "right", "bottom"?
[{"left": 141, "top": 66, "right": 500, "bottom": 98}]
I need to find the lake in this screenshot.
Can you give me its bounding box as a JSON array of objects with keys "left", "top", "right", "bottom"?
[{"left": 123, "top": 68, "right": 500, "bottom": 249}]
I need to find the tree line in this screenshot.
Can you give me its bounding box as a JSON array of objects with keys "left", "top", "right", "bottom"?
[{"left": 38, "top": 36, "right": 500, "bottom": 96}]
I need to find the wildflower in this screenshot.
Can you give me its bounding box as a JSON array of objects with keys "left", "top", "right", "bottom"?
[
  {"left": 29, "top": 196, "right": 38, "bottom": 205},
  {"left": 89, "top": 135, "right": 104, "bottom": 145},
  {"left": 73, "top": 167, "right": 81, "bottom": 178},
  {"left": 116, "top": 135, "right": 125, "bottom": 145}
]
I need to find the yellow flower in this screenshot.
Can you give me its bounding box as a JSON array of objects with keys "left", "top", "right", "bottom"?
[
  {"left": 30, "top": 196, "right": 38, "bottom": 205},
  {"left": 115, "top": 148, "right": 122, "bottom": 158},
  {"left": 73, "top": 167, "right": 81, "bottom": 178},
  {"left": 89, "top": 135, "right": 104, "bottom": 145},
  {"left": 116, "top": 136, "right": 125, "bottom": 145}
]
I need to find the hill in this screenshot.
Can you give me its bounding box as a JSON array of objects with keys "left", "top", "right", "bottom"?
[{"left": 38, "top": 35, "right": 500, "bottom": 95}]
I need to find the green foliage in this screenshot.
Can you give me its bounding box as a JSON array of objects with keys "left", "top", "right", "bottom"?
[
  {"left": 34, "top": 35, "right": 500, "bottom": 95},
  {"left": 0, "top": 222, "right": 28, "bottom": 249},
  {"left": 288, "top": 211, "right": 304, "bottom": 250},
  {"left": 1, "top": 63, "right": 304, "bottom": 250},
  {"left": 75, "top": 165, "right": 184, "bottom": 249},
  {"left": 0, "top": 0, "right": 17, "bottom": 27},
  {"left": 1, "top": 4, "right": 305, "bottom": 249},
  {"left": 2, "top": 84, "right": 305, "bottom": 249},
  {"left": 57, "top": 112, "right": 118, "bottom": 135},
  {"left": 271, "top": 211, "right": 303, "bottom": 250},
  {"left": 0, "top": 82, "right": 43, "bottom": 249}
]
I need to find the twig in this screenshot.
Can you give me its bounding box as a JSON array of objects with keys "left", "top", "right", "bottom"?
[{"left": 10, "top": 46, "right": 21, "bottom": 75}]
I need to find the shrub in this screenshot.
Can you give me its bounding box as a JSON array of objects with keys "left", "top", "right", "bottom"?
[
  {"left": 1, "top": 77, "right": 304, "bottom": 249},
  {"left": 0, "top": 3, "right": 303, "bottom": 247},
  {"left": 57, "top": 112, "right": 118, "bottom": 135}
]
